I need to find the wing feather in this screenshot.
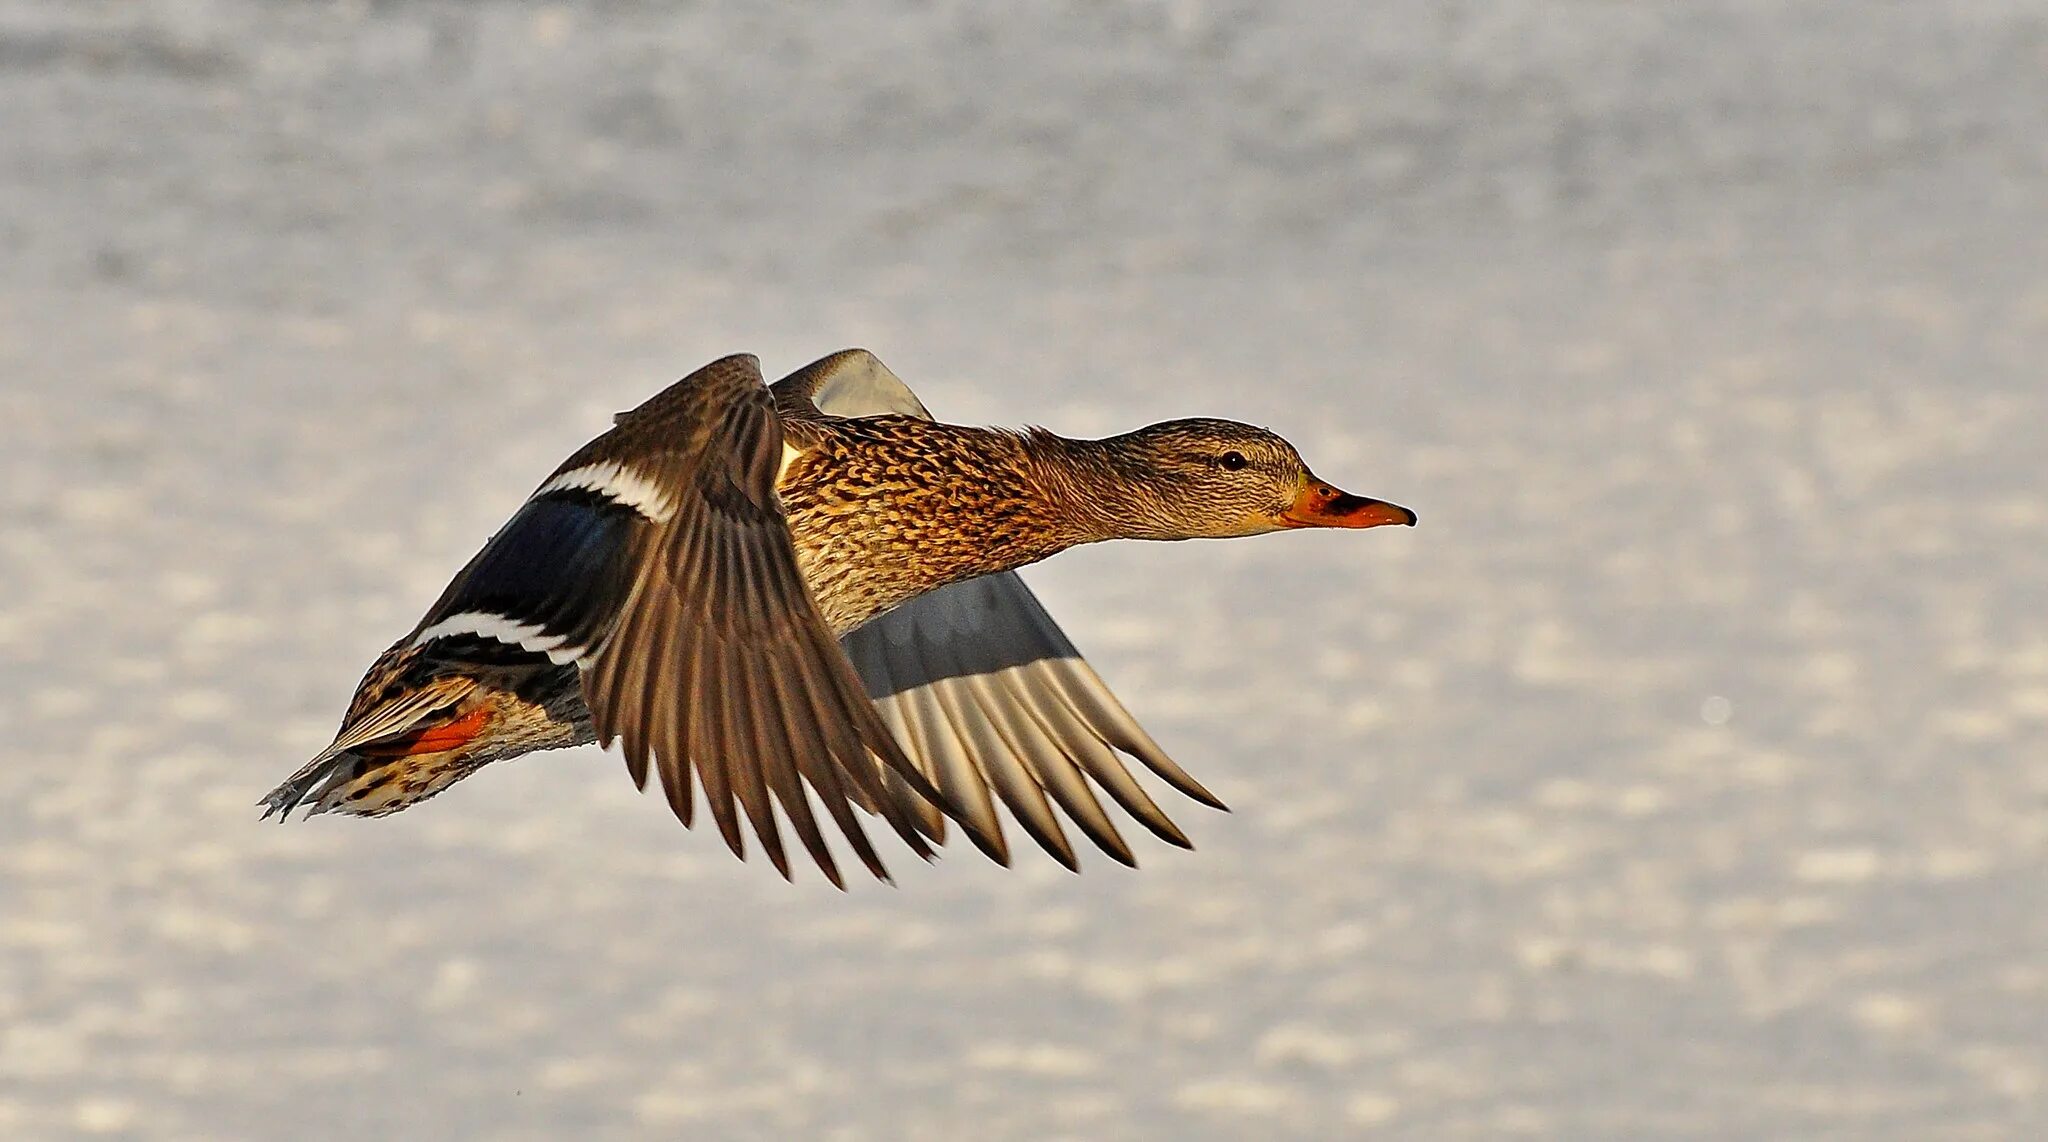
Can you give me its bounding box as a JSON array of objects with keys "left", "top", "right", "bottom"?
[
  {"left": 842, "top": 572, "right": 1224, "bottom": 865},
  {"left": 579, "top": 355, "right": 941, "bottom": 882}
]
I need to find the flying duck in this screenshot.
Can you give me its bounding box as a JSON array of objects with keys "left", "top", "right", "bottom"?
[{"left": 261, "top": 351, "right": 1414, "bottom": 885}]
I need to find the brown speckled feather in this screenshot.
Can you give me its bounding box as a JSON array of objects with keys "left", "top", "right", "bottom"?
[{"left": 777, "top": 415, "right": 1094, "bottom": 635}]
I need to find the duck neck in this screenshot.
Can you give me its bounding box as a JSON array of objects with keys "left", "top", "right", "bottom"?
[{"left": 1022, "top": 430, "right": 1183, "bottom": 545}]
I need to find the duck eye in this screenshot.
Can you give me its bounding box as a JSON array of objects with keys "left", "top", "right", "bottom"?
[{"left": 1218, "top": 451, "right": 1248, "bottom": 471}]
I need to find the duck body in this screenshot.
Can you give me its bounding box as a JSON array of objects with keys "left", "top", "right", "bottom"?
[
  {"left": 779, "top": 417, "right": 1095, "bottom": 634},
  {"left": 263, "top": 350, "right": 1413, "bottom": 884}
]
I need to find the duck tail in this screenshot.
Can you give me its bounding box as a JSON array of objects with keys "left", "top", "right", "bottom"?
[
  {"left": 260, "top": 672, "right": 482, "bottom": 821},
  {"left": 257, "top": 743, "right": 359, "bottom": 821}
]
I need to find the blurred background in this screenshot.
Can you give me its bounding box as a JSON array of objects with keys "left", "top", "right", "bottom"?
[{"left": 3, "top": 2, "right": 2045, "bottom": 1138}]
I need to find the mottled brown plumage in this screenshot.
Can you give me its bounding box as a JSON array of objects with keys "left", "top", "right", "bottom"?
[{"left": 779, "top": 419, "right": 1091, "bottom": 633}]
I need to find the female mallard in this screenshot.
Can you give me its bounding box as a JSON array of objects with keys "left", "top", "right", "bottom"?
[{"left": 262, "top": 351, "right": 1414, "bottom": 885}]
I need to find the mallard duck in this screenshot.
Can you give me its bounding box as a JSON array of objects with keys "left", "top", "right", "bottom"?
[{"left": 261, "top": 351, "right": 1414, "bottom": 885}]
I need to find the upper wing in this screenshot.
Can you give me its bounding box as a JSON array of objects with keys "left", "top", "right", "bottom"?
[
  {"left": 770, "top": 347, "right": 934, "bottom": 421},
  {"left": 777, "top": 349, "right": 1226, "bottom": 869},
  {"left": 573, "top": 354, "right": 957, "bottom": 886}
]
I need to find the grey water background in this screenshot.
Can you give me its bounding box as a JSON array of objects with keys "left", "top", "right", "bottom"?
[{"left": 3, "top": 2, "right": 2045, "bottom": 1137}]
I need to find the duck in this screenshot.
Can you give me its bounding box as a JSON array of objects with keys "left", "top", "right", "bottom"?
[{"left": 260, "top": 350, "right": 1415, "bottom": 885}]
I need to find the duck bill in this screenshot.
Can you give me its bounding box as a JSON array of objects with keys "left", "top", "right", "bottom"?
[{"left": 1279, "top": 481, "right": 1417, "bottom": 529}]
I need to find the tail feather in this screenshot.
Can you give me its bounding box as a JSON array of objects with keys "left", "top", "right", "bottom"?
[
  {"left": 257, "top": 742, "right": 359, "bottom": 821},
  {"left": 259, "top": 674, "right": 480, "bottom": 821},
  {"left": 257, "top": 746, "right": 461, "bottom": 821}
]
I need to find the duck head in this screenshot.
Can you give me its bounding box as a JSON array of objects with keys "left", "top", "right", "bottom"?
[{"left": 1064, "top": 418, "right": 1416, "bottom": 541}]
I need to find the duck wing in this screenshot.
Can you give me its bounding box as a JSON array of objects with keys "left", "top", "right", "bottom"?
[
  {"left": 426, "top": 353, "right": 957, "bottom": 886},
  {"left": 770, "top": 346, "right": 935, "bottom": 420},
  {"left": 776, "top": 349, "right": 1226, "bottom": 870},
  {"left": 843, "top": 573, "right": 1226, "bottom": 869}
]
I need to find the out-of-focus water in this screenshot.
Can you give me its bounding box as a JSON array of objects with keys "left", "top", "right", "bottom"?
[{"left": 2, "top": 3, "right": 2044, "bottom": 1138}]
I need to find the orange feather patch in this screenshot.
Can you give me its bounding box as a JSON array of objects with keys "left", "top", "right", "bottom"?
[{"left": 359, "top": 706, "right": 491, "bottom": 758}]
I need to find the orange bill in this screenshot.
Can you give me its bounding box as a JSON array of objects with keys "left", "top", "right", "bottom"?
[{"left": 1279, "top": 480, "right": 1416, "bottom": 529}]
